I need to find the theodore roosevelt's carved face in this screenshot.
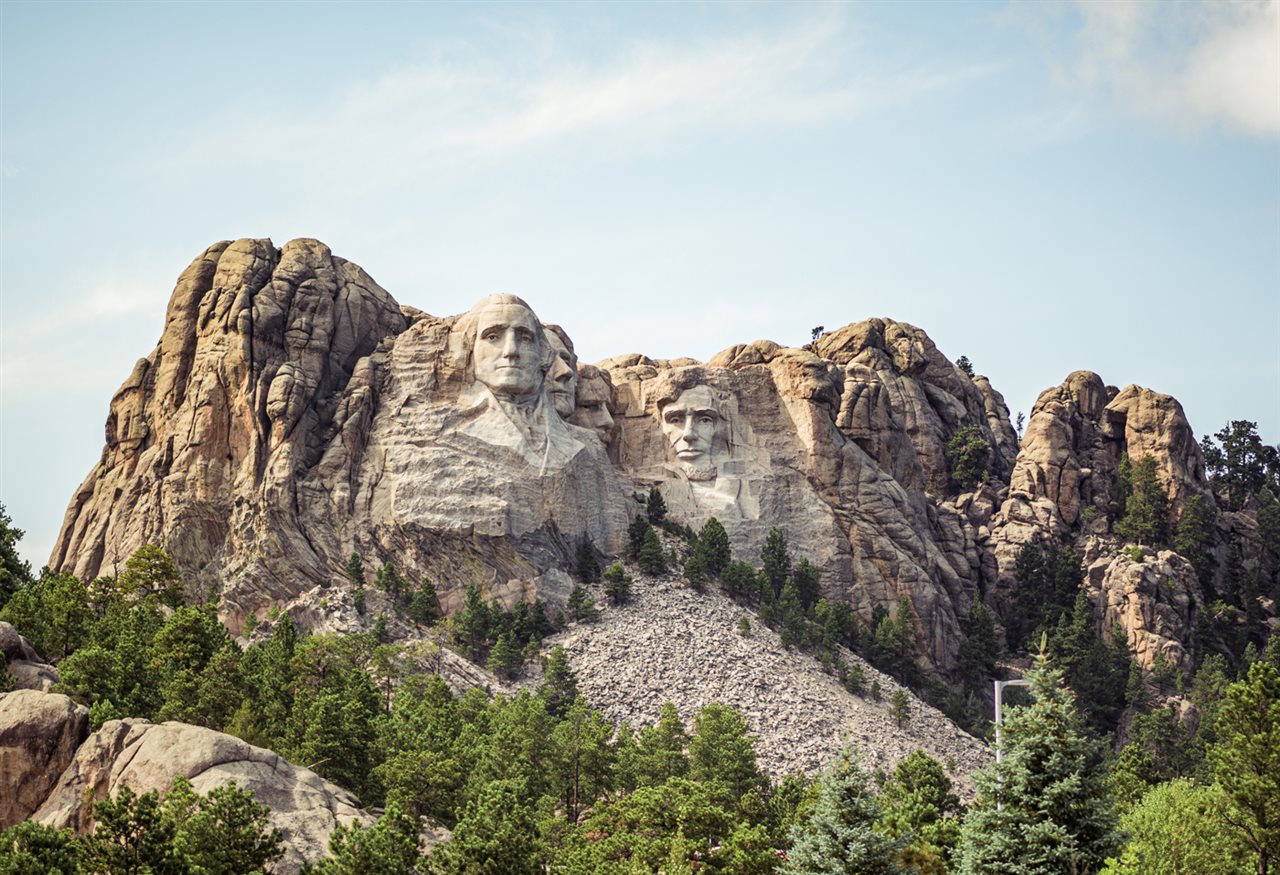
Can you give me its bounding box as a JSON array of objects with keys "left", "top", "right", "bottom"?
[
  {"left": 545, "top": 329, "right": 578, "bottom": 418},
  {"left": 571, "top": 366, "right": 615, "bottom": 444},
  {"left": 473, "top": 302, "right": 544, "bottom": 398},
  {"left": 660, "top": 385, "right": 721, "bottom": 469}
]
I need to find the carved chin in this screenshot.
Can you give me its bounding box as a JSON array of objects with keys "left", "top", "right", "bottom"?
[{"left": 680, "top": 461, "right": 717, "bottom": 482}]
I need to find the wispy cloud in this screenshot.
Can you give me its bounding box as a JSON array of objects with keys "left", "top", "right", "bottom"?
[
  {"left": 1046, "top": 0, "right": 1280, "bottom": 137},
  {"left": 168, "top": 15, "right": 1004, "bottom": 188}
]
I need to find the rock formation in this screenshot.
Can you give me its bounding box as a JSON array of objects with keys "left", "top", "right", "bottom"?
[
  {"left": 48, "top": 238, "right": 1226, "bottom": 683},
  {"left": 0, "top": 690, "right": 87, "bottom": 827},
  {"left": 0, "top": 688, "right": 377, "bottom": 873}
]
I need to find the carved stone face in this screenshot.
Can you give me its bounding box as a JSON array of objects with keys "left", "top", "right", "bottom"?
[
  {"left": 544, "top": 329, "right": 578, "bottom": 418},
  {"left": 660, "top": 385, "right": 721, "bottom": 470},
  {"left": 473, "top": 302, "right": 543, "bottom": 398},
  {"left": 571, "top": 370, "right": 615, "bottom": 444}
]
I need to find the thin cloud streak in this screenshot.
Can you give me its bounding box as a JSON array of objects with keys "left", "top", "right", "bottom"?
[{"left": 166, "top": 16, "right": 1006, "bottom": 188}]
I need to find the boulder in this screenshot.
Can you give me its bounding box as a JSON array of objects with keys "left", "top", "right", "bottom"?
[
  {"left": 0, "top": 690, "right": 88, "bottom": 827},
  {"left": 34, "top": 717, "right": 373, "bottom": 874}
]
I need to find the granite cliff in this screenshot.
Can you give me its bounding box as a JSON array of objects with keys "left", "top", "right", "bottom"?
[{"left": 50, "top": 238, "right": 1240, "bottom": 684}]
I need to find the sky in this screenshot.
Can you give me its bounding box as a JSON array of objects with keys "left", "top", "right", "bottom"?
[{"left": 1, "top": 0, "right": 1277, "bottom": 570}]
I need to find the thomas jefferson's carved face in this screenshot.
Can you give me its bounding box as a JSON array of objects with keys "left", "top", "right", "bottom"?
[
  {"left": 473, "top": 303, "right": 543, "bottom": 397},
  {"left": 545, "top": 330, "right": 578, "bottom": 418},
  {"left": 660, "top": 385, "right": 721, "bottom": 467}
]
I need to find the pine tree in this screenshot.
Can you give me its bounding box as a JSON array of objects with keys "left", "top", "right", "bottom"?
[
  {"left": 793, "top": 558, "right": 821, "bottom": 612},
  {"left": 344, "top": 552, "right": 366, "bottom": 588},
  {"left": 684, "top": 550, "right": 708, "bottom": 592},
  {"left": 575, "top": 536, "right": 601, "bottom": 583},
  {"left": 487, "top": 632, "right": 522, "bottom": 680},
  {"left": 566, "top": 584, "right": 597, "bottom": 623},
  {"left": 602, "top": 563, "right": 632, "bottom": 605},
  {"left": 955, "top": 649, "right": 1122, "bottom": 874},
  {"left": 722, "top": 560, "right": 757, "bottom": 601},
  {"left": 1208, "top": 660, "right": 1280, "bottom": 874},
  {"left": 407, "top": 579, "right": 440, "bottom": 625},
  {"left": 689, "top": 702, "right": 765, "bottom": 803},
  {"left": 454, "top": 584, "right": 490, "bottom": 660},
  {"left": 637, "top": 527, "right": 667, "bottom": 575},
  {"left": 646, "top": 486, "right": 668, "bottom": 524},
  {"left": 783, "top": 748, "right": 906, "bottom": 874},
  {"left": 945, "top": 426, "right": 991, "bottom": 490},
  {"left": 1115, "top": 455, "right": 1170, "bottom": 546},
  {"left": 1173, "top": 494, "right": 1218, "bottom": 590},
  {"left": 309, "top": 803, "right": 421, "bottom": 875},
  {"left": 538, "top": 645, "right": 579, "bottom": 718},
  {"left": 698, "top": 518, "right": 732, "bottom": 577},
  {"left": 636, "top": 702, "right": 691, "bottom": 785},
  {"left": 761, "top": 528, "right": 791, "bottom": 600},
  {"left": 628, "top": 516, "right": 653, "bottom": 559},
  {"left": 374, "top": 563, "right": 404, "bottom": 600},
  {"left": 890, "top": 689, "right": 911, "bottom": 728}
]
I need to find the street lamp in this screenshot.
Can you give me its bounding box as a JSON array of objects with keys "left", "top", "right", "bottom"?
[{"left": 993, "top": 678, "right": 1030, "bottom": 764}]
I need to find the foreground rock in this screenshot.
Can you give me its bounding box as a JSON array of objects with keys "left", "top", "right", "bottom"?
[
  {"left": 28, "top": 712, "right": 373, "bottom": 873},
  {"left": 0, "top": 621, "right": 58, "bottom": 691},
  {"left": 0, "top": 690, "right": 88, "bottom": 827}
]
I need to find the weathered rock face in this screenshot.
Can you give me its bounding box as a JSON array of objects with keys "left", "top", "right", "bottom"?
[
  {"left": 604, "top": 330, "right": 1010, "bottom": 670},
  {"left": 0, "top": 690, "right": 88, "bottom": 827},
  {"left": 50, "top": 244, "right": 631, "bottom": 632},
  {"left": 33, "top": 715, "right": 373, "bottom": 874},
  {"left": 1082, "top": 541, "right": 1202, "bottom": 675},
  {"left": 1, "top": 621, "right": 59, "bottom": 691},
  {"left": 52, "top": 243, "right": 1018, "bottom": 673},
  {"left": 988, "top": 372, "right": 1214, "bottom": 603}
]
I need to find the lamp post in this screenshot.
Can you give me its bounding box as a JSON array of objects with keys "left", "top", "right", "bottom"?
[{"left": 993, "top": 678, "right": 1030, "bottom": 764}]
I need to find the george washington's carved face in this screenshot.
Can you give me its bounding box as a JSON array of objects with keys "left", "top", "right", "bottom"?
[{"left": 472, "top": 302, "right": 544, "bottom": 398}]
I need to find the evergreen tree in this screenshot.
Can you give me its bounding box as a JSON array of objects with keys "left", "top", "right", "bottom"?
[
  {"left": 635, "top": 702, "right": 691, "bottom": 785},
  {"left": 307, "top": 804, "right": 421, "bottom": 875},
  {"left": 566, "top": 584, "right": 597, "bottom": 623},
  {"left": 683, "top": 550, "right": 708, "bottom": 592},
  {"left": 1007, "top": 543, "right": 1083, "bottom": 652},
  {"left": 793, "top": 558, "right": 821, "bottom": 613},
  {"left": 957, "top": 598, "right": 1001, "bottom": 697},
  {"left": 890, "top": 689, "right": 911, "bottom": 728},
  {"left": 574, "top": 536, "right": 600, "bottom": 583},
  {"left": 0, "top": 503, "right": 32, "bottom": 611},
  {"left": 538, "top": 645, "right": 579, "bottom": 718},
  {"left": 945, "top": 425, "right": 991, "bottom": 490},
  {"left": 374, "top": 563, "right": 404, "bottom": 600},
  {"left": 1049, "top": 593, "right": 1131, "bottom": 734},
  {"left": 1207, "top": 660, "right": 1280, "bottom": 874},
  {"left": 646, "top": 486, "right": 668, "bottom": 524},
  {"left": 722, "top": 560, "right": 757, "bottom": 601},
  {"left": 698, "top": 518, "right": 732, "bottom": 577},
  {"left": 407, "top": 579, "right": 440, "bottom": 625},
  {"left": 430, "top": 777, "right": 540, "bottom": 875},
  {"left": 878, "top": 751, "right": 962, "bottom": 871},
  {"left": 549, "top": 698, "right": 615, "bottom": 822},
  {"left": 628, "top": 516, "right": 653, "bottom": 559},
  {"left": 761, "top": 528, "right": 792, "bottom": 600},
  {"left": 487, "top": 632, "right": 522, "bottom": 680},
  {"left": 784, "top": 748, "right": 906, "bottom": 874},
  {"left": 345, "top": 552, "right": 366, "bottom": 588},
  {"left": 637, "top": 526, "right": 667, "bottom": 575},
  {"left": 955, "top": 649, "right": 1122, "bottom": 874},
  {"left": 689, "top": 702, "right": 766, "bottom": 804},
  {"left": 0, "top": 820, "right": 78, "bottom": 874},
  {"left": 118, "top": 544, "right": 186, "bottom": 608},
  {"left": 1173, "top": 493, "right": 1218, "bottom": 589},
  {"left": 1115, "top": 455, "right": 1170, "bottom": 546},
  {"left": 602, "top": 563, "right": 632, "bottom": 605},
  {"left": 1202, "top": 420, "right": 1279, "bottom": 510},
  {"left": 454, "top": 584, "right": 490, "bottom": 660}
]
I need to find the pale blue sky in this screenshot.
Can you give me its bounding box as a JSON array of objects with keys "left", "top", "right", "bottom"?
[{"left": 2, "top": 0, "right": 1277, "bottom": 568}]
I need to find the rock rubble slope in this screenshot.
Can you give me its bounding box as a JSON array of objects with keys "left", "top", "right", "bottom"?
[{"left": 547, "top": 569, "right": 990, "bottom": 785}]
